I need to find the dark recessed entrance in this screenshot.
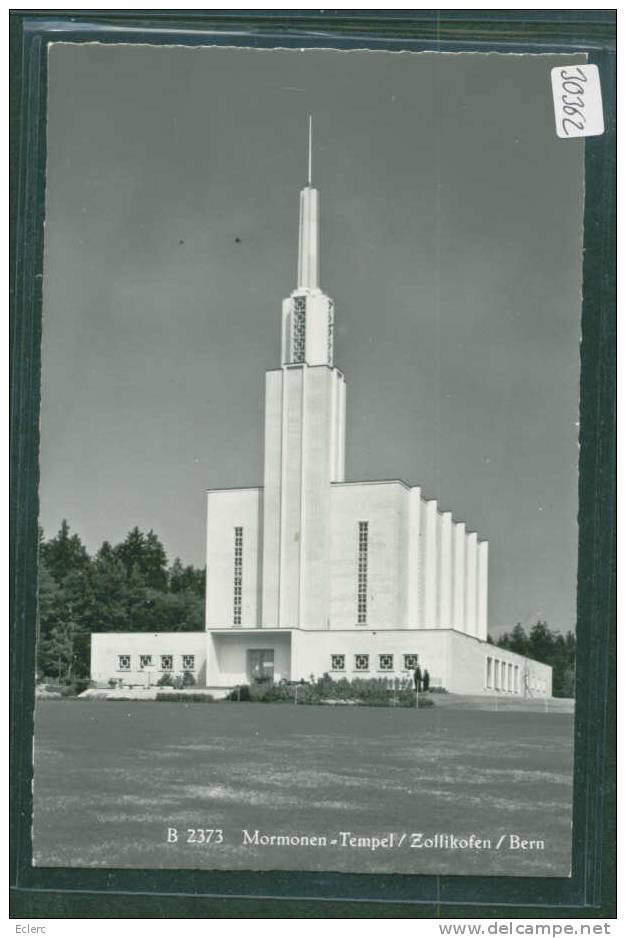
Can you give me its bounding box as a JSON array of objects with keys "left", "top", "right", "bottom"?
[{"left": 247, "top": 648, "right": 275, "bottom": 684}]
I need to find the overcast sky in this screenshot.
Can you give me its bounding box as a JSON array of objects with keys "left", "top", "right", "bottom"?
[{"left": 39, "top": 44, "right": 585, "bottom": 636}]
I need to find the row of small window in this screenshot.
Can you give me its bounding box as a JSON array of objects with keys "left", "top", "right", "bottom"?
[
  {"left": 331, "top": 653, "right": 418, "bottom": 673},
  {"left": 485, "top": 657, "right": 519, "bottom": 693},
  {"left": 117, "top": 654, "right": 196, "bottom": 672}
]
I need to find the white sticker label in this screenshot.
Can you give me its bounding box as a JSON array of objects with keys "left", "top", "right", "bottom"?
[{"left": 551, "top": 64, "right": 604, "bottom": 139}]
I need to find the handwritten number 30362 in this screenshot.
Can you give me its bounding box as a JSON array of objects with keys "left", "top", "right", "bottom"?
[{"left": 559, "top": 67, "right": 588, "bottom": 136}]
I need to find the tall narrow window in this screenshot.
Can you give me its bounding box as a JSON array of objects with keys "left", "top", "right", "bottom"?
[
  {"left": 357, "top": 521, "right": 369, "bottom": 624},
  {"left": 233, "top": 526, "right": 243, "bottom": 626},
  {"left": 292, "top": 296, "right": 306, "bottom": 363}
]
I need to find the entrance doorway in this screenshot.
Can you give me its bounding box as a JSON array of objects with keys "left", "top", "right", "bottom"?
[{"left": 247, "top": 649, "right": 275, "bottom": 685}]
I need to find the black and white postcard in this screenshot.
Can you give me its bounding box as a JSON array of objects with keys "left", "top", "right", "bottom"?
[{"left": 31, "top": 42, "right": 587, "bottom": 879}]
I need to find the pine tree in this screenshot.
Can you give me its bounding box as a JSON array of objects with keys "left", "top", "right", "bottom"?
[
  {"left": 113, "top": 527, "right": 168, "bottom": 591},
  {"left": 169, "top": 557, "right": 205, "bottom": 597},
  {"left": 114, "top": 527, "right": 146, "bottom": 579},
  {"left": 528, "top": 619, "right": 554, "bottom": 662},
  {"left": 87, "top": 548, "right": 131, "bottom": 633},
  {"left": 499, "top": 623, "right": 529, "bottom": 656},
  {"left": 143, "top": 530, "right": 168, "bottom": 591},
  {"left": 37, "top": 557, "right": 85, "bottom": 680},
  {"left": 40, "top": 520, "right": 90, "bottom": 585},
  {"left": 496, "top": 620, "right": 575, "bottom": 698}
]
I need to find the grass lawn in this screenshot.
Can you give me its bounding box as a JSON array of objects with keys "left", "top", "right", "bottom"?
[{"left": 32, "top": 700, "right": 574, "bottom": 877}]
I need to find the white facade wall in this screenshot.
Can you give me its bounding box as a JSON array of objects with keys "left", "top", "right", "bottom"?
[
  {"left": 407, "top": 486, "right": 422, "bottom": 628},
  {"left": 337, "top": 378, "right": 346, "bottom": 480},
  {"left": 205, "top": 487, "right": 262, "bottom": 630},
  {"left": 277, "top": 365, "right": 304, "bottom": 628},
  {"left": 452, "top": 521, "right": 466, "bottom": 632},
  {"left": 291, "top": 628, "right": 450, "bottom": 688},
  {"left": 204, "top": 475, "right": 490, "bottom": 639},
  {"left": 329, "top": 481, "right": 410, "bottom": 630},
  {"left": 261, "top": 369, "right": 283, "bottom": 629},
  {"left": 465, "top": 532, "right": 478, "bottom": 637},
  {"left": 329, "top": 366, "right": 346, "bottom": 481},
  {"left": 449, "top": 631, "right": 552, "bottom": 697},
  {"left": 299, "top": 367, "right": 345, "bottom": 629},
  {"left": 438, "top": 511, "right": 453, "bottom": 629},
  {"left": 421, "top": 499, "right": 438, "bottom": 628},
  {"left": 90, "top": 632, "right": 207, "bottom": 687},
  {"left": 477, "top": 540, "right": 488, "bottom": 641},
  {"left": 262, "top": 363, "right": 345, "bottom": 631}
]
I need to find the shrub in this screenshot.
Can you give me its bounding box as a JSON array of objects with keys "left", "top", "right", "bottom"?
[
  {"left": 182, "top": 671, "right": 196, "bottom": 688},
  {"left": 157, "top": 672, "right": 173, "bottom": 687},
  {"left": 226, "top": 685, "right": 251, "bottom": 701},
  {"left": 58, "top": 678, "right": 92, "bottom": 697},
  {"left": 293, "top": 683, "right": 322, "bottom": 705},
  {"left": 41, "top": 674, "right": 61, "bottom": 686},
  {"left": 221, "top": 676, "right": 423, "bottom": 708},
  {"left": 250, "top": 683, "right": 292, "bottom": 703},
  {"left": 172, "top": 674, "right": 185, "bottom": 690},
  {"left": 311, "top": 675, "right": 421, "bottom": 708},
  {"left": 59, "top": 683, "right": 77, "bottom": 697},
  {"left": 315, "top": 672, "right": 335, "bottom": 698},
  {"left": 59, "top": 680, "right": 90, "bottom": 697},
  {"left": 156, "top": 692, "right": 214, "bottom": 703}
]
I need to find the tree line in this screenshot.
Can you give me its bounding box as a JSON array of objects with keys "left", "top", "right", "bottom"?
[
  {"left": 488, "top": 621, "right": 576, "bottom": 698},
  {"left": 38, "top": 520, "right": 205, "bottom": 682}
]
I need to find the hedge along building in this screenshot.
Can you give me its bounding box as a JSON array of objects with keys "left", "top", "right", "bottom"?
[{"left": 90, "top": 124, "right": 552, "bottom": 699}]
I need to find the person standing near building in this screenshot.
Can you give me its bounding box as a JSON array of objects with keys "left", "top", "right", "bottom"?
[
  {"left": 423, "top": 669, "right": 430, "bottom": 693},
  {"left": 413, "top": 665, "right": 422, "bottom": 692}
]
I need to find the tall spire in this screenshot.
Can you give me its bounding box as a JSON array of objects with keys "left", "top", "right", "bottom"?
[
  {"left": 297, "top": 115, "right": 319, "bottom": 290},
  {"left": 307, "top": 114, "right": 312, "bottom": 185}
]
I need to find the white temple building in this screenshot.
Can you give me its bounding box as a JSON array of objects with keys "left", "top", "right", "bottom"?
[{"left": 91, "top": 128, "right": 552, "bottom": 698}]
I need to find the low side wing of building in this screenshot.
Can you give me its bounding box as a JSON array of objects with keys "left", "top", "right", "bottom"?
[{"left": 90, "top": 631, "right": 207, "bottom": 689}]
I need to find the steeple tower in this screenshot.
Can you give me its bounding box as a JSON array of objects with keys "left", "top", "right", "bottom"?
[
  {"left": 281, "top": 117, "right": 335, "bottom": 368},
  {"left": 262, "top": 121, "right": 347, "bottom": 629},
  {"left": 297, "top": 116, "right": 319, "bottom": 290}
]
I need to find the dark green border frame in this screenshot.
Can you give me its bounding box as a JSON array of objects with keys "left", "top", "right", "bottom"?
[{"left": 10, "top": 9, "right": 616, "bottom": 920}]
